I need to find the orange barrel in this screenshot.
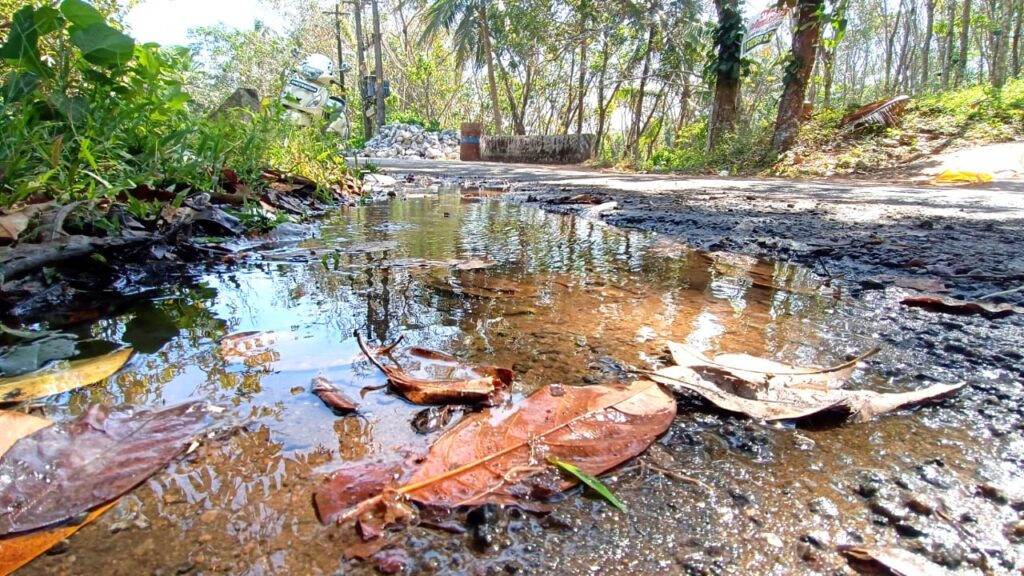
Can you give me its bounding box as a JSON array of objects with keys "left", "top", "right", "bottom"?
[{"left": 460, "top": 122, "right": 481, "bottom": 161}]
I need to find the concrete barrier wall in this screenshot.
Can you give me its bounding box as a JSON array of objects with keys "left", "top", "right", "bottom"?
[{"left": 480, "top": 134, "right": 595, "bottom": 164}]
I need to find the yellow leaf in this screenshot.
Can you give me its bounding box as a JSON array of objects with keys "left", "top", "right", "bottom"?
[
  {"left": 0, "top": 348, "right": 133, "bottom": 404},
  {"left": 931, "top": 170, "right": 993, "bottom": 185},
  {"left": 0, "top": 411, "right": 117, "bottom": 576}
]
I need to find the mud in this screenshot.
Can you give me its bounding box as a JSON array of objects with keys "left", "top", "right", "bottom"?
[{"left": 7, "top": 186, "right": 1024, "bottom": 575}]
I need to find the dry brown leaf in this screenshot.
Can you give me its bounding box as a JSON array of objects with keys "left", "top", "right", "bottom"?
[
  {"left": 0, "top": 412, "right": 115, "bottom": 576},
  {"left": 0, "top": 348, "right": 133, "bottom": 404},
  {"left": 0, "top": 204, "right": 51, "bottom": 243},
  {"left": 668, "top": 341, "right": 876, "bottom": 391},
  {"left": 901, "top": 296, "right": 1022, "bottom": 319},
  {"left": 653, "top": 341, "right": 963, "bottom": 422},
  {"left": 314, "top": 380, "right": 676, "bottom": 532},
  {"left": 839, "top": 545, "right": 949, "bottom": 576},
  {"left": 357, "top": 333, "right": 512, "bottom": 405}
]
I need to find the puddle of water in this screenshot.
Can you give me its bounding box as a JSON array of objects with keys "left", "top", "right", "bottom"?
[{"left": 7, "top": 190, "right": 1005, "bottom": 574}]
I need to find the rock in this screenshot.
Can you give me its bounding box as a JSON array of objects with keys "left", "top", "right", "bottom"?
[
  {"left": 364, "top": 174, "right": 397, "bottom": 187},
  {"left": 868, "top": 497, "right": 907, "bottom": 522},
  {"left": 905, "top": 495, "right": 937, "bottom": 515},
  {"left": 809, "top": 497, "right": 840, "bottom": 518}
]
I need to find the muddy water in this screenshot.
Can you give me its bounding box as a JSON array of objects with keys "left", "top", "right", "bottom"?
[{"left": 14, "top": 192, "right": 1023, "bottom": 575}]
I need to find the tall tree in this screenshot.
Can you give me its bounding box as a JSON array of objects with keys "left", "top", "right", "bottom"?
[
  {"left": 706, "top": 0, "right": 743, "bottom": 152},
  {"left": 422, "top": 0, "right": 503, "bottom": 132},
  {"left": 772, "top": 0, "right": 825, "bottom": 153},
  {"left": 1013, "top": 0, "right": 1022, "bottom": 77},
  {"left": 940, "top": 0, "right": 956, "bottom": 88},
  {"left": 953, "top": 0, "right": 970, "bottom": 86},
  {"left": 921, "top": 0, "right": 936, "bottom": 89}
]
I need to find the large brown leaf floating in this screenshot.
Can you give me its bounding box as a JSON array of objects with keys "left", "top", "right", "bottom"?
[
  {"left": 0, "top": 401, "right": 219, "bottom": 536},
  {"left": 0, "top": 412, "right": 117, "bottom": 576},
  {"left": 315, "top": 380, "right": 676, "bottom": 530},
  {"left": 357, "top": 332, "right": 512, "bottom": 405},
  {"left": 0, "top": 348, "right": 133, "bottom": 404},
  {"left": 650, "top": 342, "right": 964, "bottom": 422}
]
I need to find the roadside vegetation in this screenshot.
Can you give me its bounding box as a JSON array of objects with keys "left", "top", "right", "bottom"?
[{"left": 0, "top": 1, "right": 352, "bottom": 220}]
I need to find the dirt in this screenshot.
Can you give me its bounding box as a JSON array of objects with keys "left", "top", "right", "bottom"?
[{"left": 6, "top": 178, "right": 1024, "bottom": 575}]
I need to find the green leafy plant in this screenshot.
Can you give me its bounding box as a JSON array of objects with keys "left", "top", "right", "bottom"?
[
  {"left": 0, "top": 1, "right": 348, "bottom": 211},
  {"left": 547, "top": 456, "right": 627, "bottom": 511}
]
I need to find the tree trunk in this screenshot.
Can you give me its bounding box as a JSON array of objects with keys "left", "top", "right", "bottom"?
[
  {"left": 1013, "top": 0, "right": 1022, "bottom": 77},
  {"left": 478, "top": 5, "right": 503, "bottom": 133},
  {"left": 954, "top": 0, "right": 971, "bottom": 86},
  {"left": 707, "top": 0, "right": 742, "bottom": 152},
  {"left": 990, "top": 0, "right": 1010, "bottom": 87},
  {"left": 371, "top": 0, "right": 386, "bottom": 131},
  {"left": 500, "top": 68, "right": 527, "bottom": 135},
  {"left": 940, "top": 0, "right": 955, "bottom": 89},
  {"left": 595, "top": 34, "right": 610, "bottom": 154},
  {"left": 921, "top": 0, "right": 936, "bottom": 90},
  {"left": 576, "top": 39, "right": 586, "bottom": 135},
  {"left": 772, "top": 0, "right": 824, "bottom": 153},
  {"left": 883, "top": 1, "right": 903, "bottom": 92},
  {"left": 352, "top": 2, "right": 371, "bottom": 138},
  {"left": 894, "top": 0, "right": 915, "bottom": 91},
  {"left": 624, "top": 28, "right": 655, "bottom": 159}
]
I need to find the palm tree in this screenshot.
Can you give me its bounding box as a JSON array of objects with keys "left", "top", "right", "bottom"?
[{"left": 422, "top": 0, "right": 503, "bottom": 133}]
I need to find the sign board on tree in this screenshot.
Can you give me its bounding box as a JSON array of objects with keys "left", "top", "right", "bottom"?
[{"left": 743, "top": 7, "right": 788, "bottom": 55}]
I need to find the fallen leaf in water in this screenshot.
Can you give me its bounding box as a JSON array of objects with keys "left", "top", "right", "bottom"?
[
  {"left": 839, "top": 545, "right": 948, "bottom": 576},
  {"left": 901, "top": 296, "right": 1022, "bottom": 319},
  {"left": 548, "top": 456, "right": 626, "bottom": 511},
  {"left": 651, "top": 342, "right": 964, "bottom": 422},
  {"left": 0, "top": 401, "right": 218, "bottom": 536},
  {"left": 312, "top": 375, "right": 359, "bottom": 414},
  {"left": 357, "top": 334, "right": 512, "bottom": 405},
  {"left": 0, "top": 412, "right": 118, "bottom": 576},
  {"left": 430, "top": 272, "right": 537, "bottom": 299},
  {"left": 0, "top": 412, "right": 50, "bottom": 454},
  {"left": 0, "top": 348, "right": 133, "bottom": 404},
  {"left": 314, "top": 380, "right": 675, "bottom": 532}
]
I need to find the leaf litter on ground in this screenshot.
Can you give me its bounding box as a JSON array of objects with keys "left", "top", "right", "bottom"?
[
  {"left": 356, "top": 331, "right": 513, "bottom": 405},
  {"left": 0, "top": 401, "right": 220, "bottom": 536},
  {"left": 313, "top": 379, "right": 675, "bottom": 553},
  {"left": 0, "top": 348, "right": 132, "bottom": 404},
  {"left": 0, "top": 411, "right": 118, "bottom": 576},
  {"left": 649, "top": 341, "right": 964, "bottom": 422}
]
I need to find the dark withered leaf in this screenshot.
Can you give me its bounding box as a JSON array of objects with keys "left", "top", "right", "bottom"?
[
  {"left": 0, "top": 401, "right": 219, "bottom": 536},
  {"left": 311, "top": 376, "right": 359, "bottom": 414}
]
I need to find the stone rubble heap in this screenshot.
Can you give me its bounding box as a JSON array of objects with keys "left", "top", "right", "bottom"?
[{"left": 359, "top": 123, "right": 460, "bottom": 160}]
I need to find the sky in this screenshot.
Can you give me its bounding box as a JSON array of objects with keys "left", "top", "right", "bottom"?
[
  {"left": 124, "top": 0, "right": 279, "bottom": 46},
  {"left": 125, "top": 0, "right": 778, "bottom": 48}
]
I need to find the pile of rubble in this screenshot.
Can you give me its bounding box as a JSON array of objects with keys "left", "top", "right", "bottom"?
[{"left": 359, "top": 123, "right": 460, "bottom": 160}]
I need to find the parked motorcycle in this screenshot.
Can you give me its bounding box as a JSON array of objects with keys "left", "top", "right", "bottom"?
[{"left": 279, "top": 53, "right": 350, "bottom": 139}]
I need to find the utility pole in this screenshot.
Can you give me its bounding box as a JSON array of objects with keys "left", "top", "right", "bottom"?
[
  {"left": 348, "top": 0, "right": 372, "bottom": 137},
  {"left": 322, "top": 3, "right": 348, "bottom": 90},
  {"left": 370, "top": 0, "right": 386, "bottom": 130}
]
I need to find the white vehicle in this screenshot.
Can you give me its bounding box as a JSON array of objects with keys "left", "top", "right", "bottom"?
[{"left": 280, "top": 53, "right": 350, "bottom": 139}]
